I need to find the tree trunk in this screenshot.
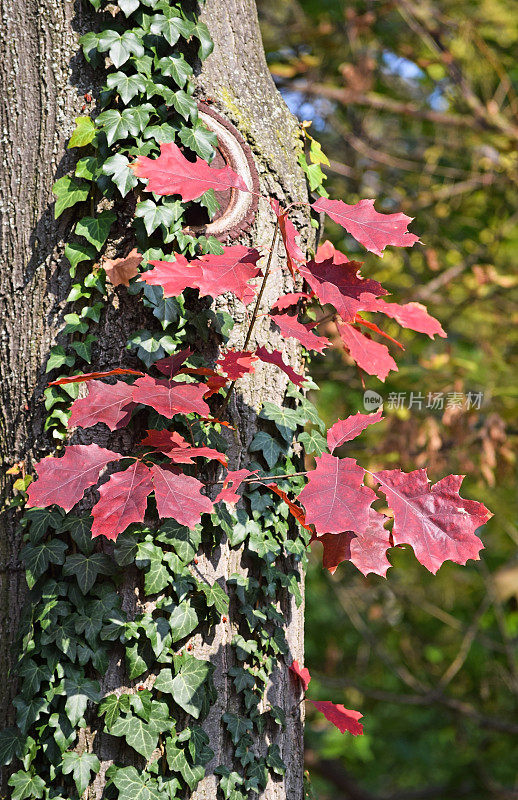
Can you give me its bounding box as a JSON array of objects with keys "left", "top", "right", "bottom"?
[{"left": 0, "top": 1, "right": 312, "bottom": 797}]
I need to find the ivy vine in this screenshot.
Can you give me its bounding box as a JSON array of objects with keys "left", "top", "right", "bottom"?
[{"left": 2, "top": 1, "right": 322, "bottom": 798}]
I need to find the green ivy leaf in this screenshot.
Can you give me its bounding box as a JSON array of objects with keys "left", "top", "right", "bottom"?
[
  {"left": 63, "top": 552, "right": 114, "bottom": 594},
  {"left": 179, "top": 124, "right": 217, "bottom": 161},
  {"left": 13, "top": 696, "right": 47, "bottom": 735},
  {"left": 70, "top": 333, "right": 97, "bottom": 363},
  {"left": 169, "top": 601, "right": 199, "bottom": 642},
  {"left": 150, "top": 14, "right": 194, "bottom": 46},
  {"left": 68, "top": 116, "right": 96, "bottom": 148},
  {"left": 0, "top": 727, "right": 24, "bottom": 767},
  {"left": 17, "top": 658, "right": 52, "bottom": 698},
  {"left": 109, "top": 766, "right": 163, "bottom": 800},
  {"left": 99, "top": 693, "right": 130, "bottom": 729},
  {"left": 156, "top": 520, "right": 200, "bottom": 563},
  {"left": 193, "top": 21, "right": 214, "bottom": 59},
  {"left": 249, "top": 431, "right": 283, "bottom": 469},
  {"left": 8, "top": 771, "right": 45, "bottom": 800},
  {"left": 97, "top": 29, "right": 144, "bottom": 68},
  {"left": 171, "top": 90, "right": 198, "bottom": 121},
  {"left": 118, "top": 0, "right": 140, "bottom": 17},
  {"left": 125, "top": 641, "right": 150, "bottom": 680},
  {"left": 106, "top": 71, "right": 146, "bottom": 103},
  {"left": 222, "top": 712, "right": 253, "bottom": 745},
  {"left": 165, "top": 738, "right": 204, "bottom": 790},
  {"left": 135, "top": 198, "right": 181, "bottom": 235},
  {"left": 157, "top": 657, "right": 212, "bottom": 719},
  {"left": 156, "top": 54, "right": 192, "bottom": 87},
  {"left": 62, "top": 751, "right": 100, "bottom": 796},
  {"left": 21, "top": 539, "right": 67, "bottom": 588},
  {"left": 298, "top": 429, "right": 328, "bottom": 456},
  {"left": 52, "top": 176, "right": 90, "bottom": 219},
  {"left": 103, "top": 153, "right": 138, "bottom": 197},
  {"left": 266, "top": 743, "right": 287, "bottom": 775},
  {"left": 64, "top": 675, "right": 101, "bottom": 727},
  {"left": 75, "top": 210, "right": 116, "bottom": 250},
  {"left": 110, "top": 705, "right": 170, "bottom": 759},
  {"left": 64, "top": 242, "right": 96, "bottom": 274},
  {"left": 126, "top": 329, "right": 177, "bottom": 367}
]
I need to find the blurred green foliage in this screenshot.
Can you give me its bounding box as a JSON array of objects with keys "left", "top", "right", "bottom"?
[{"left": 259, "top": 1, "right": 518, "bottom": 797}]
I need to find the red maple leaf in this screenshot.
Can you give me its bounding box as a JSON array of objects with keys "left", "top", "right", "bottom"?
[
  {"left": 215, "top": 469, "right": 254, "bottom": 505},
  {"left": 270, "top": 313, "right": 330, "bottom": 353},
  {"left": 289, "top": 660, "right": 311, "bottom": 692},
  {"left": 91, "top": 462, "right": 153, "bottom": 540},
  {"left": 140, "top": 429, "right": 227, "bottom": 465},
  {"left": 216, "top": 350, "right": 257, "bottom": 380},
  {"left": 139, "top": 255, "right": 204, "bottom": 298},
  {"left": 154, "top": 348, "right": 193, "bottom": 378},
  {"left": 255, "top": 346, "right": 305, "bottom": 387},
  {"left": 372, "top": 469, "right": 492, "bottom": 574},
  {"left": 132, "top": 375, "right": 209, "bottom": 418},
  {"left": 327, "top": 408, "right": 383, "bottom": 453},
  {"left": 68, "top": 380, "right": 136, "bottom": 432},
  {"left": 337, "top": 321, "right": 398, "bottom": 381},
  {"left": 103, "top": 248, "right": 142, "bottom": 287},
  {"left": 310, "top": 701, "right": 364, "bottom": 736},
  {"left": 27, "top": 444, "right": 122, "bottom": 512},
  {"left": 300, "top": 257, "right": 386, "bottom": 323},
  {"left": 131, "top": 141, "right": 249, "bottom": 200},
  {"left": 358, "top": 295, "right": 446, "bottom": 339},
  {"left": 270, "top": 199, "right": 305, "bottom": 276},
  {"left": 316, "top": 509, "right": 392, "bottom": 577},
  {"left": 150, "top": 464, "right": 213, "bottom": 529},
  {"left": 197, "top": 246, "right": 262, "bottom": 304},
  {"left": 298, "top": 453, "right": 376, "bottom": 536},
  {"left": 49, "top": 368, "right": 143, "bottom": 386},
  {"left": 312, "top": 197, "right": 419, "bottom": 257},
  {"left": 267, "top": 483, "right": 313, "bottom": 533},
  {"left": 271, "top": 292, "right": 311, "bottom": 312}
]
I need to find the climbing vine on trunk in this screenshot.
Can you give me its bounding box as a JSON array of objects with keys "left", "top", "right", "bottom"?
[{"left": 1, "top": 1, "right": 491, "bottom": 799}]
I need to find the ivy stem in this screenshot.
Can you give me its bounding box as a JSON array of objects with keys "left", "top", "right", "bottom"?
[{"left": 217, "top": 220, "right": 280, "bottom": 416}]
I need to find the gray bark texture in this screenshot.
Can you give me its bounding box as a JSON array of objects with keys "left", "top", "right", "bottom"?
[{"left": 0, "top": 0, "right": 313, "bottom": 797}]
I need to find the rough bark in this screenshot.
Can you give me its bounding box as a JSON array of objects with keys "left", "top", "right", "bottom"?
[
  {"left": 0, "top": 0, "right": 312, "bottom": 797},
  {"left": 0, "top": 0, "right": 87, "bottom": 743}
]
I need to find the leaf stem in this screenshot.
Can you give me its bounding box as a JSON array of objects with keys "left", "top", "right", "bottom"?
[{"left": 217, "top": 220, "right": 280, "bottom": 416}]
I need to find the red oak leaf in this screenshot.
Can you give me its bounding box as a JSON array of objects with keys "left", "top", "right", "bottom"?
[
  {"left": 270, "top": 199, "right": 305, "bottom": 277},
  {"left": 215, "top": 469, "right": 254, "bottom": 505},
  {"left": 289, "top": 660, "right": 311, "bottom": 692},
  {"left": 270, "top": 313, "right": 330, "bottom": 353},
  {"left": 155, "top": 348, "right": 193, "bottom": 378},
  {"left": 271, "top": 292, "right": 311, "bottom": 312},
  {"left": 337, "top": 321, "right": 398, "bottom": 381},
  {"left": 327, "top": 408, "right": 383, "bottom": 453},
  {"left": 355, "top": 317, "right": 404, "bottom": 349},
  {"left": 310, "top": 701, "right": 364, "bottom": 735},
  {"left": 359, "top": 295, "right": 446, "bottom": 339},
  {"left": 139, "top": 255, "right": 204, "bottom": 298},
  {"left": 255, "top": 346, "right": 305, "bottom": 387},
  {"left": 315, "top": 240, "right": 345, "bottom": 263},
  {"left": 197, "top": 246, "right": 262, "bottom": 304},
  {"left": 27, "top": 444, "right": 122, "bottom": 513},
  {"left": 91, "top": 462, "right": 153, "bottom": 540},
  {"left": 131, "top": 142, "right": 249, "bottom": 201},
  {"left": 140, "top": 429, "right": 190, "bottom": 452},
  {"left": 141, "top": 429, "right": 227, "bottom": 466},
  {"left": 300, "top": 257, "right": 386, "bottom": 322},
  {"left": 150, "top": 464, "right": 213, "bottom": 529},
  {"left": 132, "top": 375, "right": 209, "bottom": 418},
  {"left": 372, "top": 469, "right": 492, "bottom": 574},
  {"left": 204, "top": 374, "right": 229, "bottom": 397},
  {"left": 297, "top": 453, "right": 376, "bottom": 536},
  {"left": 68, "top": 380, "right": 136, "bottom": 432},
  {"left": 316, "top": 509, "right": 392, "bottom": 577},
  {"left": 216, "top": 350, "right": 257, "bottom": 380},
  {"left": 49, "top": 368, "right": 143, "bottom": 386},
  {"left": 103, "top": 248, "right": 142, "bottom": 287},
  {"left": 267, "top": 483, "right": 313, "bottom": 533},
  {"left": 312, "top": 197, "right": 419, "bottom": 257}
]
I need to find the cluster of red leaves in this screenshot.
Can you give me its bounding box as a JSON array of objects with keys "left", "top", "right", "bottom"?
[{"left": 27, "top": 143, "right": 492, "bottom": 583}]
